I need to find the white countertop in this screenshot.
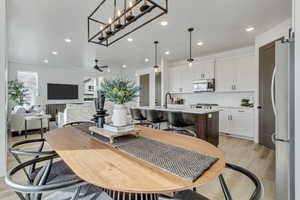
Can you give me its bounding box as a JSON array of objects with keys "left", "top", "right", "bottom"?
[{"left": 133, "top": 106, "right": 221, "bottom": 114}]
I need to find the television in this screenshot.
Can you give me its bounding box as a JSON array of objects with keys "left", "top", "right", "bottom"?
[{"left": 47, "top": 83, "right": 79, "bottom": 100}]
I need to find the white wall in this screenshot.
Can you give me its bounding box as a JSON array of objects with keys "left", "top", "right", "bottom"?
[
  {"left": 0, "top": 0, "right": 7, "bottom": 177},
  {"left": 8, "top": 62, "right": 136, "bottom": 104},
  {"left": 294, "top": 0, "right": 299, "bottom": 198},
  {"left": 253, "top": 18, "right": 292, "bottom": 143}
]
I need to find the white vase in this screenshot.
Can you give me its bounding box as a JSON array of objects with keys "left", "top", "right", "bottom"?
[{"left": 112, "top": 104, "right": 128, "bottom": 126}]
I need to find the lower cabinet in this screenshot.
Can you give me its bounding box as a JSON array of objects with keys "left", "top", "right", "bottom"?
[{"left": 219, "top": 108, "right": 254, "bottom": 139}]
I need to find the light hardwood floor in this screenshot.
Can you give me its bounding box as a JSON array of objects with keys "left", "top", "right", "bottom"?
[{"left": 0, "top": 130, "right": 275, "bottom": 200}]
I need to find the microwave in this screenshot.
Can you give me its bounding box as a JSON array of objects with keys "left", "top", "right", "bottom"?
[{"left": 192, "top": 79, "right": 215, "bottom": 92}]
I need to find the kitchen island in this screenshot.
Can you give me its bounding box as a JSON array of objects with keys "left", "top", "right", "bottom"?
[{"left": 134, "top": 106, "right": 220, "bottom": 147}]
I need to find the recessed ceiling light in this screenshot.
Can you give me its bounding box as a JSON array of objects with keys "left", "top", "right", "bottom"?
[
  {"left": 246, "top": 27, "right": 255, "bottom": 32},
  {"left": 122, "top": 64, "right": 127, "bottom": 68},
  {"left": 127, "top": 38, "right": 133, "bottom": 42},
  {"left": 107, "top": 68, "right": 111, "bottom": 73},
  {"left": 197, "top": 41, "right": 204, "bottom": 46},
  {"left": 165, "top": 51, "right": 170, "bottom": 55},
  {"left": 144, "top": 58, "right": 149, "bottom": 63},
  {"left": 44, "top": 59, "right": 49, "bottom": 64},
  {"left": 64, "top": 38, "right": 72, "bottom": 43},
  {"left": 52, "top": 51, "right": 58, "bottom": 55},
  {"left": 160, "top": 21, "right": 168, "bottom": 26}
]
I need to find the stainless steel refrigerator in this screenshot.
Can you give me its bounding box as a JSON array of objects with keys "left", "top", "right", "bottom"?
[{"left": 272, "top": 37, "right": 295, "bottom": 200}]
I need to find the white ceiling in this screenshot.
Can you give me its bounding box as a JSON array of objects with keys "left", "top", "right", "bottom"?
[{"left": 7, "top": 0, "right": 291, "bottom": 71}]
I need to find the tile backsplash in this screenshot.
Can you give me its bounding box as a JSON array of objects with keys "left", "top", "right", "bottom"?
[{"left": 175, "top": 92, "right": 255, "bottom": 107}]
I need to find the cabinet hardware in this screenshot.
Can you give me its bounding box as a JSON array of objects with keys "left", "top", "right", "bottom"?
[{"left": 238, "top": 110, "right": 245, "bottom": 112}]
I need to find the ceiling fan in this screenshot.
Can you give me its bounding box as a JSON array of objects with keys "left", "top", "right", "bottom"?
[{"left": 94, "top": 59, "right": 108, "bottom": 72}]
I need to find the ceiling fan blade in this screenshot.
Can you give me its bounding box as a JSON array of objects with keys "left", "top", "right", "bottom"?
[{"left": 100, "top": 66, "right": 109, "bottom": 69}]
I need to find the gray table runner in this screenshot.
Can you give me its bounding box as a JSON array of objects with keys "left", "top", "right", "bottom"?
[{"left": 74, "top": 125, "right": 218, "bottom": 182}]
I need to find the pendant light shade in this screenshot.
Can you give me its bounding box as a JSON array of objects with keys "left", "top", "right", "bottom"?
[
  {"left": 153, "top": 41, "right": 159, "bottom": 72},
  {"left": 187, "top": 27, "right": 194, "bottom": 67}
]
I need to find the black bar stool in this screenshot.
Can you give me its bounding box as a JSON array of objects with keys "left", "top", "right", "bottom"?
[
  {"left": 130, "top": 108, "right": 152, "bottom": 127},
  {"left": 163, "top": 112, "right": 196, "bottom": 137},
  {"left": 145, "top": 109, "right": 167, "bottom": 129}
]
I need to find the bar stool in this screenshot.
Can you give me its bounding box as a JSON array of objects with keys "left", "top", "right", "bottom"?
[
  {"left": 130, "top": 108, "right": 152, "bottom": 127},
  {"left": 145, "top": 109, "right": 167, "bottom": 129},
  {"left": 163, "top": 112, "right": 196, "bottom": 137}
]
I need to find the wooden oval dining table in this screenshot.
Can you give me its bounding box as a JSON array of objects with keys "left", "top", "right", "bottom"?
[{"left": 46, "top": 125, "right": 225, "bottom": 196}]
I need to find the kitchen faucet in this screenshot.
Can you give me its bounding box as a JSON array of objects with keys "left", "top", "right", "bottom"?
[{"left": 164, "top": 92, "right": 172, "bottom": 108}]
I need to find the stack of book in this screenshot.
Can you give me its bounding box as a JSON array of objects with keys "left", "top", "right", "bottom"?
[{"left": 103, "top": 124, "right": 135, "bottom": 133}]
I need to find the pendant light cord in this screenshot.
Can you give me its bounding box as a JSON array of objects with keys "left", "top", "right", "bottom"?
[
  {"left": 189, "top": 30, "right": 192, "bottom": 59},
  {"left": 154, "top": 41, "right": 158, "bottom": 66}
]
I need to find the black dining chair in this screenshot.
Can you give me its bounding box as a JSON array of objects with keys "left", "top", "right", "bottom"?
[
  {"left": 130, "top": 108, "right": 153, "bottom": 127},
  {"left": 6, "top": 139, "right": 86, "bottom": 200},
  {"left": 146, "top": 109, "right": 167, "bottom": 129},
  {"left": 63, "top": 121, "right": 96, "bottom": 128},
  {"left": 159, "top": 163, "right": 263, "bottom": 200},
  {"left": 6, "top": 132, "right": 109, "bottom": 200},
  {"left": 163, "top": 112, "right": 196, "bottom": 137}
]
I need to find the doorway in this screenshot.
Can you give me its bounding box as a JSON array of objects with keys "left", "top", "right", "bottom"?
[
  {"left": 139, "top": 74, "right": 150, "bottom": 106},
  {"left": 259, "top": 41, "right": 276, "bottom": 149}
]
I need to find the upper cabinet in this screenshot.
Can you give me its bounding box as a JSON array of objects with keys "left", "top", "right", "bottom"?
[
  {"left": 168, "top": 60, "right": 215, "bottom": 93},
  {"left": 215, "top": 54, "right": 255, "bottom": 92},
  {"left": 168, "top": 53, "right": 255, "bottom": 93},
  {"left": 191, "top": 60, "right": 215, "bottom": 80}
]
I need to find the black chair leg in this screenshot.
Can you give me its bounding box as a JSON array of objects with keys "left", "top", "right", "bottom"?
[{"left": 219, "top": 174, "right": 233, "bottom": 200}]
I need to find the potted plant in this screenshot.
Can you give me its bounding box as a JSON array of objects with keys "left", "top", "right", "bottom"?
[
  {"left": 101, "top": 77, "right": 140, "bottom": 126},
  {"left": 8, "top": 80, "right": 29, "bottom": 109}
]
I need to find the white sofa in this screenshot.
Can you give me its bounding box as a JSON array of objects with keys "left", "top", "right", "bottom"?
[
  {"left": 57, "top": 101, "right": 137, "bottom": 128},
  {"left": 9, "top": 111, "right": 49, "bottom": 134}
]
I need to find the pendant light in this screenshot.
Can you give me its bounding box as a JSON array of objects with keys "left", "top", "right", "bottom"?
[
  {"left": 153, "top": 41, "right": 159, "bottom": 72},
  {"left": 187, "top": 28, "right": 194, "bottom": 67}
]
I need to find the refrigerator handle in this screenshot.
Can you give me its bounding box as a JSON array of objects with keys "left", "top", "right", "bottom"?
[{"left": 271, "top": 66, "right": 277, "bottom": 116}]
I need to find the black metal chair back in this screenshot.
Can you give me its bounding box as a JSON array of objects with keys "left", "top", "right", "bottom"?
[
  {"left": 146, "top": 110, "right": 163, "bottom": 123},
  {"left": 130, "top": 108, "right": 146, "bottom": 121},
  {"left": 63, "top": 121, "right": 96, "bottom": 127},
  {"left": 218, "top": 163, "right": 263, "bottom": 200},
  {"left": 167, "top": 112, "right": 187, "bottom": 127},
  {"left": 5, "top": 154, "right": 84, "bottom": 200},
  {"left": 159, "top": 163, "right": 263, "bottom": 200},
  {"left": 9, "top": 139, "right": 56, "bottom": 183}
]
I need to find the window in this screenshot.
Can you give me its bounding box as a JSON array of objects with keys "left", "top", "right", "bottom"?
[{"left": 17, "top": 71, "right": 38, "bottom": 104}]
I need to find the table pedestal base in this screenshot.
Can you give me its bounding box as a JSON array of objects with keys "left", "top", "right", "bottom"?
[{"left": 104, "top": 189, "right": 159, "bottom": 200}]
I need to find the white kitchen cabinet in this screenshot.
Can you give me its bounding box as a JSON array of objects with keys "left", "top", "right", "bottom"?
[
  {"left": 168, "top": 65, "right": 192, "bottom": 93},
  {"left": 191, "top": 60, "right": 215, "bottom": 80},
  {"left": 168, "top": 66, "right": 181, "bottom": 92},
  {"left": 230, "top": 109, "right": 254, "bottom": 138},
  {"left": 219, "top": 109, "right": 229, "bottom": 133},
  {"left": 215, "top": 58, "right": 236, "bottom": 92},
  {"left": 219, "top": 107, "right": 254, "bottom": 139},
  {"left": 234, "top": 55, "right": 256, "bottom": 91},
  {"left": 180, "top": 65, "right": 193, "bottom": 93},
  {"left": 215, "top": 55, "right": 255, "bottom": 92}
]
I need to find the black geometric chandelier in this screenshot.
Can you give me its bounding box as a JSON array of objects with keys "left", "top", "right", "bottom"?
[{"left": 88, "top": 0, "right": 168, "bottom": 47}]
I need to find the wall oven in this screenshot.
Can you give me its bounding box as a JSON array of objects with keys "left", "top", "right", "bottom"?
[{"left": 192, "top": 79, "right": 215, "bottom": 92}]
